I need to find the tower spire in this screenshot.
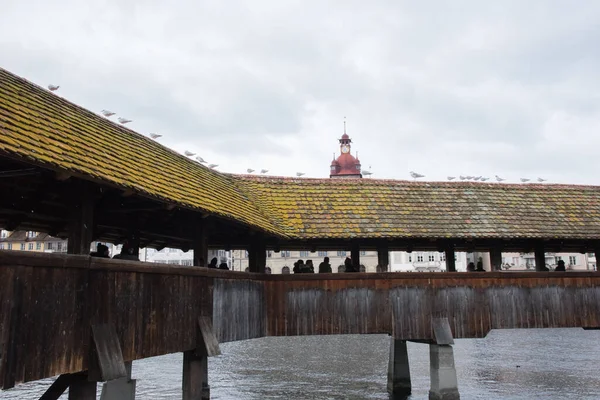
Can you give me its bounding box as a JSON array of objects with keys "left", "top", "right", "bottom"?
[{"left": 343, "top": 116, "right": 346, "bottom": 134}]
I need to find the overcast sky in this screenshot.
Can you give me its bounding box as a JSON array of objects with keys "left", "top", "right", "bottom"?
[{"left": 2, "top": 0, "right": 600, "bottom": 184}]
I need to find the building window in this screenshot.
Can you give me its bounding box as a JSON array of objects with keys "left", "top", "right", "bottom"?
[
  {"left": 28, "top": 243, "right": 34, "bottom": 250},
  {"left": 245, "top": 250, "right": 249, "bottom": 258},
  {"left": 57, "top": 242, "right": 62, "bottom": 252},
  {"left": 280, "top": 251, "right": 291, "bottom": 257},
  {"left": 569, "top": 256, "right": 577, "bottom": 265},
  {"left": 360, "top": 251, "right": 366, "bottom": 256},
  {"left": 440, "top": 252, "right": 446, "bottom": 261},
  {"left": 218, "top": 250, "right": 226, "bottom": 258},
  {"left": 7, "top": 243, "right": 12, "bottom": 250},
  {"left": 47, "top": 242, "right": 53, "bottom": 250},
  {"left": 0, "top": 243, "right": 4, "bottom": 250},
  {"left": 318, "top": 251, "right": 328, "bottom": 257},
  {"left": 416, "top": 254, "right": 424, "bottom": 262},
  {"left": 181, "top": 260, "right": 193, "bottom": 266},
  {"left": 0, "top": 230, "right": 6, "bottom": 238},
  {"left": 428, "top": 254, "right": 435, "bottom": 262},
  {"left": 267, "top": 251, "right": 273, "bottom": 258},
  {"left": 337, "top": 250, "right": 347, "bottom": 257},
  {"left": 587, "top": 253, "right": 595, "bottom": 258},
  {"left": 408, "top": 254, "right": 412, "bottom": 262},
  {"left": 555, "top": 256, "right": 562, "bottom": 264},
  {"left": 299, "top": 250, "right": 309, "bottom": 257},
  {"left": 27, "top": 231, "right": 36, "bottom": 238},
  {"left": 282, "top": 266, "right": 290, "bottom": 274},
  {"left": 20, "top": 243, "right": 25, "bottom": 250},
  {"left": 36, "top": 242, "right": 41, "bottom": 250}
]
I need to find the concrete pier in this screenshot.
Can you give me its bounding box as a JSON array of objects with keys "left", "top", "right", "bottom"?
[
  {"left": 428, "top": 344, "right": 459, "bottom": 400},
  {"left": 100, "top": 361, "right": 136, "bottom": 400},
  {"left": 387, "top": 338, "right": 411, "bottom": 399}
]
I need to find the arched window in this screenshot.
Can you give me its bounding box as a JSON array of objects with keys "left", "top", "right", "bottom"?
[{"left": 282, "top": 266, "right": 290, "bottom": 274}]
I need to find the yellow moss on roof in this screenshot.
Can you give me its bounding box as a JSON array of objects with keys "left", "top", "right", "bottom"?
[
  {"left": 0, "top": 68, "right": 285, "bottom": 237},
  {"left": 232, "top": 176, "right": 600, "bottom": 240}
]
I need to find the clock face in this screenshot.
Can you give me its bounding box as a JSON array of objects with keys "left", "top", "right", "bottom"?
[{"left": 341, "top": 144, "right": 350, "bottom": 154}]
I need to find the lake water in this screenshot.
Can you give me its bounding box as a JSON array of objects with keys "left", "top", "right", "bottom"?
[{"left": 2, "top": 328, "right": 600, "bottom": 399}]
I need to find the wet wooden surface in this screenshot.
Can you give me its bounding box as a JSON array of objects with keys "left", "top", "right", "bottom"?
[{"left": 2, "top": 251, "right": 600, "bottom": 389}]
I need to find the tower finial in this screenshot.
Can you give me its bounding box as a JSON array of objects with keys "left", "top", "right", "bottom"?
[{"left": 343, "top": 116, "right": 346, "bottom": 134}]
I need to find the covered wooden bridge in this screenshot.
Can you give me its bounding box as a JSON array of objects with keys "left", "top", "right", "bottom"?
[{"left": 1, "top": 67, "right": 600, "bottom": 399}]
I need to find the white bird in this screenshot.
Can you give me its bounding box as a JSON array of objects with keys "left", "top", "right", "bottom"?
[
  {"left": 101, "top": 110, "right": 115, "bottom": 117},
  {"left": 363, "top": 171, "right": 373, "bottom": 176},
  {"left": 473, "top": 176, "right": 481, "bottom": 181},
  {"left": 195, "top": 156, "right": 206, "bottom": 163},
  {"left": 184, "top": 151, "right": 196, "bottom": 157},
  {"left": 149, "top": 133, "right": 162, "bottom": 139},
  {"left": 247, "top": 169, "right": 255, "bottom": 173},
  {"left": 520, "top": 178, "right": 530, "bottom": 183},
  {"left": 260, "top": 169, "right": 268, "bottom": 174},
  {"left": 48, "top": 84, "right": 60, "bottom": 91},
  {"left": 410, "top": 171, "right": 424, "bottom": 179},
  {"left": 481, "top": 177, "right": 489, "bottom": 182},
  {"left": 466, "top": 175, "right": 473, "bottom": 180},
  {"left": 118, "top": 117, "right": 132, "bottom": 124},
  {"left": 459, "top": 175, "right": 467, "bottom": 180},
  {"left": 296, "top": 172, "right": 305, "bottom": 177},
  {"left": 537, "top": 177, "right": 547, "bottom": 182},
  {"left": 447, "top": 176, "right": 456, "bottom": 180},
  {"left": 495, "top": 175, "right": 505, "bottom": 182},
  {"left": 208, "top": 164, "right": 218, "bottom": 168}
]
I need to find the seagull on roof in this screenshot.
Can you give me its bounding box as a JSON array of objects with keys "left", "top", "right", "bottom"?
[
  {"left": 101, "top": 110, "right": 115, "bottom": 117},
  {"left": 465, "top": 175, "right": 474, "bottom": 180},
  {"left": 208, "top": 164, "right": 218, "bottom": 168},
  {"left": 184, "top": 151, "right": 196, "bottom": 157},
  {"left": 260, "top": 169, "right": 268, "bottom": 174},
  {"left": 195, "top": 156, "right": 206, "bottom": 163},
  {"left": 447, "top": 176, "right": 455, "bottom": 180},
  {"left": 459, "top": 175, "right": 467, "bottom": 180},
  {"left": 495, "top": 175, "right": 505, "bottom": 182},
  {"left": 247, "top": 168, "right": 255, "bottom": 173},
  {"left": 520, "top": 178, "right": 530, "bottom": 183},
  {"left": 149, "top": 133, "right": 162, "bottom": 139},
  {"left": 296, "top": 172, "right": 305, "bottom": 177},
  {"left": 48, "top": 84, "right": 60, "bottom": 91},
  {"left": 118, "top": 117, "right": 132, "bottom": 124},
  {"left": 409, "top": 171, "right": 424, "bottom": 179},
  {"left": 363, "top": 170, "right": 373, "bottom": 176},
  {"left": 473, "top": 176, "right": 481, "bottom": 181},
  {"left": 481, "top": 177, "right": 489, "bottom": 182},
  {"left": 537, "top": 177, "right": 547, "bottom": 182}
]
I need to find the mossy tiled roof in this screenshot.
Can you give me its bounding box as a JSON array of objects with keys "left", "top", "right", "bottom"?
[
  {"left": 2, "top": 67, "right": 600, "bottom": 241},
  {"left": 233, "top": 176, "right": 600, "bottom": 239},
  {"left": 0, "top": 68, "right": 285, "bottom": 237}
]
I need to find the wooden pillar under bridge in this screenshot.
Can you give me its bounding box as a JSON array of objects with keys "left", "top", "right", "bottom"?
[
  {"left": 490, "top": 249, "right": 502, "bottom": 271},
  {"left": 535, "top": 245, "right": 547, "bottom": 271},
  {"left": 444, "top": 247, "right": 456, "bottom": 272},
  {"left": 248, "top": 236, "right": 266, "bottom": 273},
  {"left": 351, "top": 243, "right": 360, "bottom": 271},
  {"left": 595, "top": 245, "right": 600, "bottom": 272},
  {"left": 67, "top": 180, "right": 95, "bottom": 255},
  {"left": 388, "top": 338, "right": 411, "bottom": 399},
  {"left": 183, "top": 317, "right": 221, "bottom": 400},
  {"left": 193, "top": 218, "right": 208, "bottom": 267},
  {"left": 377, "top": 244, "right": 390, "bottom": 272}
]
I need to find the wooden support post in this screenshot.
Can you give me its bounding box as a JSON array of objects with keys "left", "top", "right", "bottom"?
[
  {"left": 377, "top": 244, "right": 389, "bottom": 272},
  {"left": 444, "top": 247, "right": 456, "bottom": 272},
  {"left": 595, "top": 246, "right": 600, "bottom": 272},
  {"left": 248, "top": 237, "right": 266, "bottom": 273},
  {"left": 67, "top": 181, "right": 95, "bottom": 255},
  {"left": 183, "top": 317, "right": 221, "bottom": 400},
  {"left": 68, "top": 378, "right": 97, "bottom": 400},
  {"left": 193, "top": 219, "right": 208, "bottom": 267},
  {"left": 388, "top": 338, "right": 411, "bottom": 398},
  {"left": 534, "top": 245, "right": 546, "bottom": 271},
  {"left": 40, "top": 373, "right": 90, "bottom": 400},
  {"left": 351, "top": 243, "right": 360, "bottom": 271},
  {"left": 489, "top": 249, "right": 502, "bottom": 271},
  {"left": 429, "top": 318, "right": 459, "bottom": 400}
]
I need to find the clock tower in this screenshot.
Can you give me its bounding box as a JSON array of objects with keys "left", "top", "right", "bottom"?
[{"left": 330, "top": 129, "right": 362, "bottom": 179}]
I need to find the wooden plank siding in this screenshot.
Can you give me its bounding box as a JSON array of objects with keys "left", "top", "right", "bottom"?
[
  {"left": 0, "top": 251, "right": 262, "bottom": 389},
  {"left": 2, "top": 251, "right": 600, "bottom": 389},
  {"left": 264, "top": 273, "right": 600, "bottom": 340}
]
